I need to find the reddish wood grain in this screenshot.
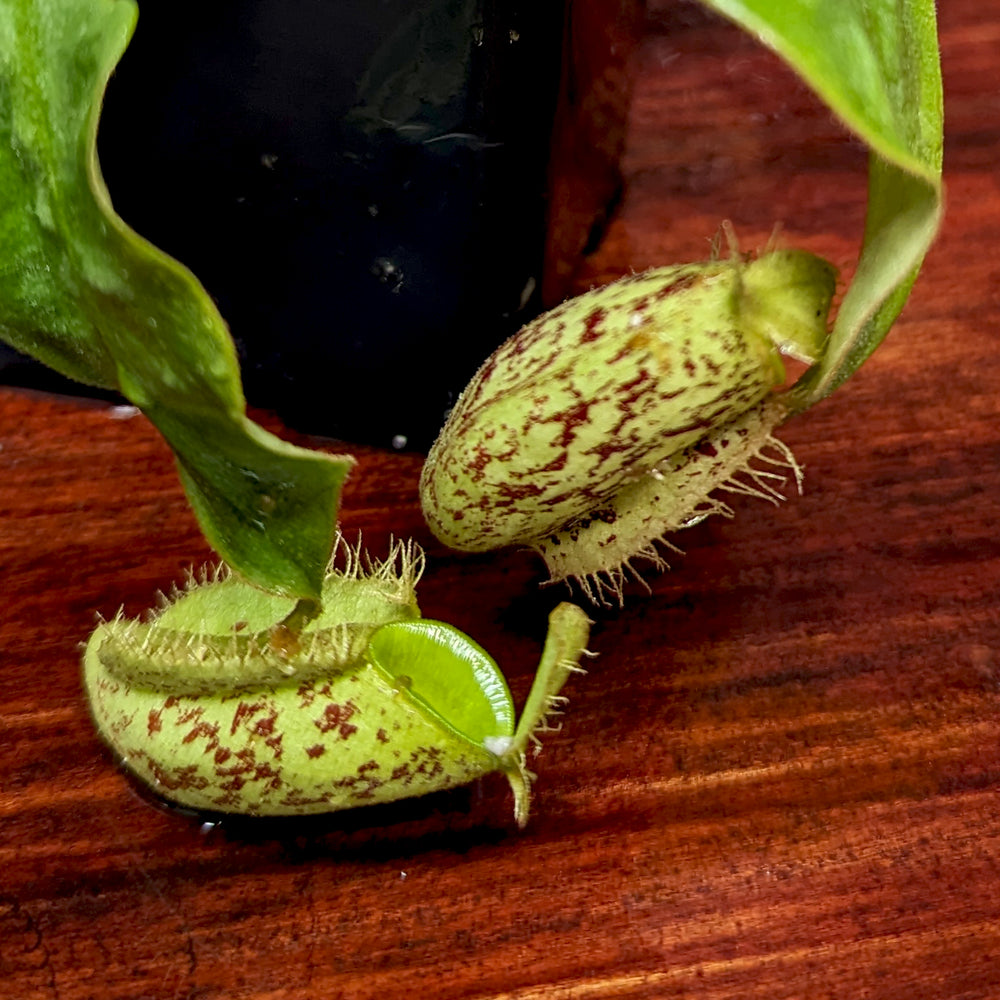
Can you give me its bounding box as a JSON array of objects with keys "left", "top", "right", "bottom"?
[{"left": 3, "top": 1, "right": 1000, "bottom": 997}]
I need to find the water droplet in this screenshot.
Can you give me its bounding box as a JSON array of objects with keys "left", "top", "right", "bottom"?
[
  {"left": 518, "top": 276, "right": 537, "bottom": 311},
  {"left": 483, "top": 735, "right": 515, "bottom": 756},
  {"left": 371, "top": 257, "right": 404, "bottom": 293},
  {"left": 107, "top": 405, "right": 140, "bottom": 420}
]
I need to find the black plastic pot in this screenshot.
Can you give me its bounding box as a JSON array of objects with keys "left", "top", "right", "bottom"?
[{"left": 0, "top": 0, "right": 566, "bottom": 449}]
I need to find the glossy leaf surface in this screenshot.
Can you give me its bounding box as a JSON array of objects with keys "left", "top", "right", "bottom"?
[{"left": 0, "top": 0, "right": 351, "bottom": 599}]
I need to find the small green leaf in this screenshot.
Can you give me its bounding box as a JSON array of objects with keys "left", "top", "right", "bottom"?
[
  {"left": 0, "top": 0, "right": 351, "bottom": 600},
  {"left": 698, "top": 0, "right": 944, "bottom": 408}
]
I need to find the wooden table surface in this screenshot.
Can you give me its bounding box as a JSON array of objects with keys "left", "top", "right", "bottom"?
[{"left": 3, "top": 1, "right": 999, "bottom": 997}]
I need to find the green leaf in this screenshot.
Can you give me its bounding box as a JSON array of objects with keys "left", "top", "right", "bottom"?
[
  {"left": 0, "top": 0, "right": 352, "bottom": 600},
  {"left": 698, "top": 0, "right": 943, "bottom": 409}
]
